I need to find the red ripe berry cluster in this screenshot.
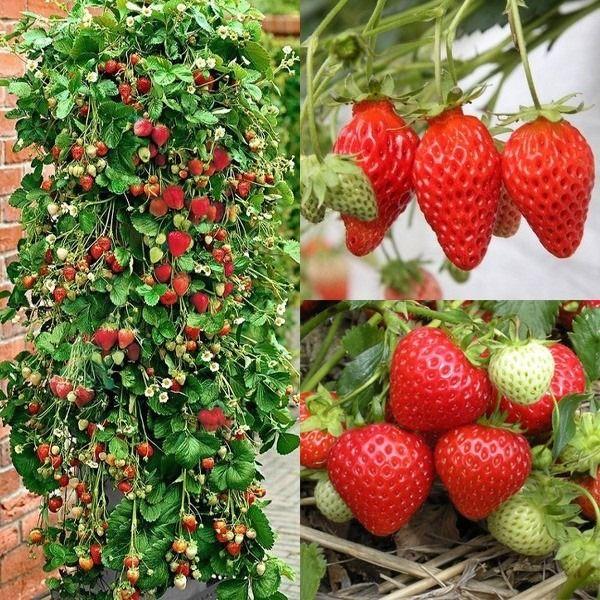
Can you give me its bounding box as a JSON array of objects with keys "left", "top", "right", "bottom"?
[{"left": 333, "top": 100, "right": 595, "bottom": 268}]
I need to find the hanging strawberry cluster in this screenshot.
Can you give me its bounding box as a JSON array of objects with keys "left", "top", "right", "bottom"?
[{"left": 0, "top": 0, "right": 297, "bottom": 598}]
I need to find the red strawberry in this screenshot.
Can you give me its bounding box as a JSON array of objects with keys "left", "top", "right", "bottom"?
[
  {"left": 334, "top": 99, "right": 419, "bottom": 256},
  {"left": 53, "top": 287, "right": 67, "bottom": 304},
  {"left": 119, "top": 83, "right": 132, "bottom": 103},
  {"left": 118, "top": 328, "right": 135, "bottom": 349},
  {"left": 95, "top": 141, "right": 109, "bottom": 157},
  {"left": 435, "top": 424, "right": 532, "bottom": 520},
  {"left": 328, "top": 423, "right": 434, "bottom": 536},
  {"left": 127, "top": 342, "right": 141, "bottom": 362},
  {"left": 90, "top": 543, "right": 103, "bottom": 566},
  {"left": 151, "top": 124, "right": 171, "bottom": 147},
  {"left": 493, "top": 187, "right": 521, "bottom": 238},
  {"left": 163, "top": 185, "right": 185, "bottom": 210},
  {"left": 575, "top": 470, "right": 600, "bottom": 520},
  {"left": 193, "top": 71, "right": 215, "bottom": 89},
  {"left": 190, "top": 196, "right": 210, "bottom": 219},
  {"left": 160, "top": 289, "right": 178, "bottom": 306},
  {"left": 190, "top": 292, "right": 209, "bottom": 313},
  {"left": 389, "top": 328, "right": 492, "bottom": 431},
  {"left": 129, "top": 183, "right": 145, "bottom": 197},
  {"left": 184, "top": 325, "right": 201, "bottom": 340},
  {"left": 136, "top": 442, "right": 154, "bottom": 459},
  {"left": 92, "top": 326, "right": 118, "bottom": 352},
  {"left": 133, "top": 118, "right": 153, "bottom": 137},
  {"left": 154, "top": 263, "right": 172, "bottom": 283},
  {"left": 36, "top": 443, "right": 51, "bottom": 462},
  {"left": 212, "top": 147, "right": 231, "bottom": 171},
  {"left": 495, "top": 343, "right": 586, "bottom": 435},
  {"left": 104, "top": 59, "right": 118, "bottom": 75},
  {"left": 71, "top": 145, "right": 84, "bottom": 160},
  {"left": 198, "top": 408, "right": 227, "bottom": 432},
  {"left": 74, "top": 385, "right": 95, "bottom": 408},
  {"left": 167, "top": 231, "right": 192, "bottom": 257},
  {"left": 299, "top": 392, "right": 339, "bottom": 469},
  {"left": 50, "top": 375, "right": 73, "bottom": 399},
  {"left": 118, "top": 480, "right": 133, "bottom": 494},
  {"left": 173, "top": 273, "right": 190, "bottom": 296},
  {"left": 413, "top": 107, "right": 501, "bottom": 270},
  {"left": 136, "top": 77, "right": 152, "bottom": 94},
  {"left": 188, "top": 158, "right": 204, "bottom": 176},
  {"left": 79, "top": 175, "right": 94, "bottom": 192},
  {"left": 48, "top": 496, "right": 63, "bottom": 513},
  {"left": 558, "top": 300, "right": 600, "bottom": 329},
  {"left": 502, "top": 118, "right": 594, "bottom": 257}
]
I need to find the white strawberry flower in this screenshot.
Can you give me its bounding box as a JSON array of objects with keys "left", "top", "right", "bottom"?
[
  {"left": 44, "top": 280, "right": 56, "bottom": 293},
  {"left": 233, "top": 317, "right": 245, "bottom": 325},
  {"left": 206, "top": 57, "right": 216, "bottom": 69},
  {"left": 159, "top": 392, "right": 169, "bottom": 403},
  {"left": 201, "top": 350, "right": 213, "bottom": 362},
  {"left": 214, "top": 127, "right": 225, "bottom": 141},
  {"left": 161, "top": 377, "right": 172, "bottom": 389},
  {"left": 217, "top": 26, "right": 228, "bottom": 39},
  {"left": 209, "top": 362, "right": 219, "bottom": 372},
  {"left": 276, "top": 302, "right": 286, "bottom": 315},
  {"left": 87, "top": 273, "right": 95, "bottom": 282},
  {"left": 141, "top": 6, "right": 153, "bottom": 16},
  {"left": 275, "top": 317, "right": 285, "bottom": 327},
  {"left": 144, "top": 386, "right": 155, "bottom": 397},
  {"left": 14, "top": 445, "right": 23, "bottom": 454},
  {"left": 45, "top": 234, "right": 56, "bottom": 245},
  {"left": 195, "top": 57, "right": 207, "bottom": 69},
  {"left": 177, "top": 3, "right": 186, "bottom": 12},
  {"left": 87, "top": 71, "right": 98, "bottom": 83},
  {"left": 187, "top": 85, "right": 196, "bottom": 94}
]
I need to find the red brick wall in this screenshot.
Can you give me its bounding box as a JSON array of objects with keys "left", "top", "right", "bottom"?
[{"left": 0, "top": 2, "right": 65, "bottom": 598}]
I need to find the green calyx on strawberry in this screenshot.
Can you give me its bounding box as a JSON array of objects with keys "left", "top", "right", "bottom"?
[
  {"left": 314, "top": 477, "right": 353, "bottom": 523},
  {"left": 300, "top": 154, "right": 378, "bottom": 223},
  {"left": 487, "top": 476, "right": 580, "bottom": 556},
  {"left": 167, "top": 231, "right": 192, "bottom": 257},
  {"left": 300, "top": 388, "right": 345, "bottom": 470},
  {"left": 488, "top": 339, "right": 554, "bottom": 405},
  {"left": 557, "top": 528, "right": 600, "bottom": 590},
  {"left": 560, "top": 412, "right": 600, "bottom": 475},
  {"left": 381, "top": 259, "right": 442, "bottom": 300}
]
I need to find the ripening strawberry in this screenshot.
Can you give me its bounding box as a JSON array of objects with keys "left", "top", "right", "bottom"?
[
  {"left": 328, "top": 423, "right": 434, "bottom": 536},
  {"left": 489, "top": 340, "right": 554, "bottom": 406},
  {"left": 502, "top": 117, "right": 595, "bottom": 258},
  {"left": 435, "top": 424, "right": 532, "bottom": 520},
  {"left": 413, "top": 107, "right": 501, "bottom": 270},
  {"left": 389, "top": 328, "right": 492, "bottom": 431},
  {"left": 558, "top": 300, "right": 600, "bottom": 329},
  {"left": 495, "top": 343, "right": 586, "bottom": 435},
  {"left": 333, "top": 99, "right": 419, "bottom": 256},
  {"left": 493, "top": 187, "right": 521, "bottom": 238},
  {"left": 575, "top": 470, "right": 600, "bottom": 520}
]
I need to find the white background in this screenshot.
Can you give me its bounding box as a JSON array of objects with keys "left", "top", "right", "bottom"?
[{"left": 303, "top": 7, "right": 600, "bottom": 300}]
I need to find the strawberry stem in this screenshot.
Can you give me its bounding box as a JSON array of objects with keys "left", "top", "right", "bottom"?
[
  {"left": 433, "top": 6, "right": 445, "bottom": 101},
  {"left": 446, "top": 0, "right": 475, "bottom": 86},
  {"left": 363, "top": 0, "right": 388, "bottom": 81},
  {"left": 507, "top": 0, "right": 542, "bottom": 110}
]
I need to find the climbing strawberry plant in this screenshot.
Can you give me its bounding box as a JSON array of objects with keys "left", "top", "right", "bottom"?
[{"left": 0, "top": 0, "right": 298, "bottom": 598}]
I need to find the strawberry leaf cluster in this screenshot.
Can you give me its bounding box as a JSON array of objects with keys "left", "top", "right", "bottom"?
[{"left": 0, "top": 1, "right": 297, "bottom": 598}]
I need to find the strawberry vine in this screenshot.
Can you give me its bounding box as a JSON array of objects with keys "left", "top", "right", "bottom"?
[{"left": 0, "top": 1, "right": 298, "bottom": 598}]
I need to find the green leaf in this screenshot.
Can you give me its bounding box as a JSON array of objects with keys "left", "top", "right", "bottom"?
[
  {"left": 570, "top": 308, "right": 600, "bottom": 381},
  {"left": 300, "top": 543, "right": 326, "bottom": 600},
  {"left": 276, "top": 432, "right": 299, "bottom": 455},
  {"left": 342, "top": 323, "right": 384, "bottom": 358},
  {"left": 494, "top": 301, "right": 560, "bottom": 338},
  {"left": 209, "top": 441, "right": 255, "bottom": 491},
  {"left": 109, "top": 437, "right": 129, "bottom": 460},
  {"left": 337, "top": 342, "right": 385, "bottom": 395},
  {"left": 131, "top": 213, "right": 160, "bottom": 236},
  {"left": 110, "top": 274, "right": 132, "bottom": 306},
  {"left": 136, "top": 283, "right": 166, "bottom": 306},
  {"left": 552, "top": 393, "right": 590, "bottom": 459},
  {"left": 243, "top": 41, "right": 272, "bottom": 76},
  {"left": 8, "top": 81, "right": 32, "bottom": 98},
  {"left": 247, "top": 504, "right": 274, "bottom": 549},
  {"left": 56, "top": 98, "right": 74, "bottom": 119},
  {"left": 164, "top": 431, "right": 219, "bottom": 468},
  {"left": 281, "top": 239, "right": 299, "bottom": 263},
  {"left": 217, "top": 579, "right": 249, "bottom": 600},
  {"left": 252, "top": 558, "right": 281, "bottom": 599}
]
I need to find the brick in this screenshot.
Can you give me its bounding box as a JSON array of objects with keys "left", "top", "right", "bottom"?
[
  {"left": 0, "top": 490, "right": 39, "bottom": 525},
  {"left": 0, "top": 53, "right": 25, "bottom": 78},
  {"left": 2, "top": 139, "right": 34, "bottom": 164},
  {"left": 0, "top": 566, "right": 48, "bottom": 599},
  {"left": 0, "top": 522, "right": 20, "bottom": 556},
  {"left": 0, "top": 540, "right": 45, "bottom": 581},
  {"left": 0, "top": 438, "right": 11, "bottom": 468},
  {"left": 0, "top": 337, "right": 25, "bottom": 360},
  {"left": 0, "top": 167, "right": 21, "bottom": 195},
  {"left": 26, "top": 0, "right": 67, "bottom": 17},
  {"left": 0, "top": 198, "right": 20, "bottom": 222},
  {"left": 0, "top": 468, "right": 21, "bottom": 498},
  {"left": 0, "top": 225, "right": 21, "bottom": 252},
  {"left": 0, "top": 112, "right": 16, "bottom": 138},
  {"left": 0, "top": 0, "right": 27, "bottom": 20},
  {"left": 19, "top": 510, "right": 42, "bottom": 542},
  {"left": 0, "top": 424, "right": 10, "bottom": 439},
  {"left": 1, "top": 321, "right": 25, "bottom": 340}
]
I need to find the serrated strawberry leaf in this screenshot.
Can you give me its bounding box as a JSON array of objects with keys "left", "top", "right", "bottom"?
[
  {"left": 552, "top": 393, "right": 591, "bottom": 459},
  {"left": 494, "top": 301, "right": 560, "bottom": 338},
  {"left": 570, "top": 309, "right": 600, "bottom": 381}
]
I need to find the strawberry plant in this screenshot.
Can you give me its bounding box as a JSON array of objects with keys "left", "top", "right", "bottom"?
[
  {"left": 300, "top": 0, "right": 598, "bottom": 296},
  {"left": 300, "top": 300, "right": 600, "bottom": 598},
  {"left": 0, "top": 1, "right": 298, "bottom": 598}
]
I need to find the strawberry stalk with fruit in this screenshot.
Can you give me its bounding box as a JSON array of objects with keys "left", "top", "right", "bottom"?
[
  {"left": 300, "top": 300, "right": 600, "bottom": 598},
  {"left": 300, "top": 0, "right": 597, "bottom": 295},
  {"left": 0, "top": 1, "right": 298, "bottom": 598}
]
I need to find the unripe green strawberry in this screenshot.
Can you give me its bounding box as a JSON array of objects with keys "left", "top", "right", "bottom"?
[
  {"left": 488, "top": 492, "right": 555, "bottom": 556},
  {"left": 558, "top": 529, "right": 600, "bottom": 589},
  {"left": 489, "top": 340, "right": 554, "bottom": 405},
  {"left": 488, "top": 477, "right": 579, "bottom": 557},
  {"left": 560, "top": 412, "right": 600, "bottom": 475},
  {"left": 301, "top": 154, "right": 377, "bottom": 223},
  {"left": 301, "top": 194, "right": 326, "bottom": 224},
  {"left": 314, "top": 478, "right": 353, "bottom": 523}
]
